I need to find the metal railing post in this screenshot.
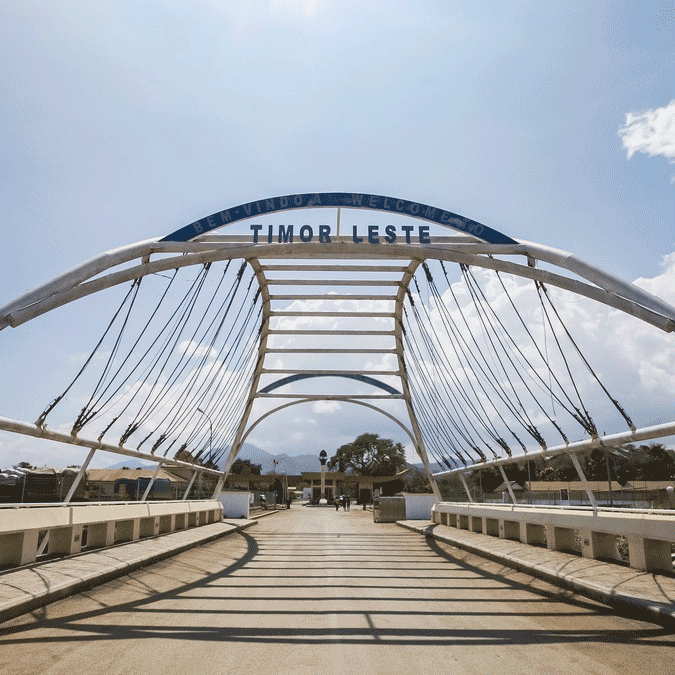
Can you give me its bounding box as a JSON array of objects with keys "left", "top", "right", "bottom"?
[
  {"left": 183, "top": 470, "right": 200, "bottom": 500},
  {"left": 498, "top": 464, "right": 517, "bottom": 504}
]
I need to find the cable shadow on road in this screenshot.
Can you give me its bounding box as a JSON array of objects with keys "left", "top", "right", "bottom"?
[
  {"left": 1, "top": 530, "right": 674, "bottom": 649},
  {"left": 421, "top": 534, "right": 675, "bottom": 627},
  {"left": 0, "top": 531, "right": 259, "bottom": 636}
]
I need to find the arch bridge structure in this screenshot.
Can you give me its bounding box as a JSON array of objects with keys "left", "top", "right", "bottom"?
[{"left": 1, "top": 192, "right": 675, "bottom": 504}]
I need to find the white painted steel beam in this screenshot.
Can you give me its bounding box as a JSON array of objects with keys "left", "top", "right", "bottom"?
[
  {"left": 266, "top": 349, "right": 396, "bottom": 354},
  {"left": 238, "top": 398, "right": 418, "bottom": 451},
  {"left": 261, "top": 265, "right": 409, "bottom": 272},
  {"left": 0, "top": 416, "right": 224, "bottom": 478},
  {"left": 2, "top": 203, "right": 675, "bottom": 490},
  {"left": 260, "top": 369, "right": 400, "bottom": 375},
  {"left": 270, "top": 311, "right": 395, "bottom": 318},
  {"left": 256, "top": 393, "right": 404, "bottom": 399},
  {"left": 269, "top": 294, "right": 395, "bottom": 300},
  {"left": 266, "top": 279, "right": 400, "bottom": 286},
  {"left": 393, "top": 260, "right": 442, "bottom": 500},
  {"left": 266, "top": 329, "right": 396, "bottom": 335},
  {"left": 3, "top": 239, "right": 673, "bottom": 331},
  {"left": 432, "top": 420, "right": 675, "bottom": 478},
  {"left": 220, "top": 258, "right": 271, "bottom": 477}
]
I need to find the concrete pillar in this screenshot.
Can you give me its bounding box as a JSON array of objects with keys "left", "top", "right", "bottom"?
[
  {"left": 627, "top": 534, "right": 673, "bottom": 572},
  {"left": 49, "top": 525, "right": 84, "bottom": 556},
  {"left": 88, "top": 521, "right": 115, "bottom": 548},
  {"left": 546, "top": 524, "right": 576, "bottom": 552},
  {"left": 520, "top": 522, "right": 546, "bottom": 546},
  {"left": 0, "top": 530, "right": 40, "bottom": 566},
  {"left": 579, "top": 529, "right": 621, "bottom": 561}
]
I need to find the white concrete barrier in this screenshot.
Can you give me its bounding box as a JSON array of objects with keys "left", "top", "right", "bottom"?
[
  {"left": 218, "top": 491, "right": 250, "bottom": 519},
  {"left": 404, "top": 493, "right": 437, "bottom": 520},
  {"left": 0, "top": 500, "right": 223, "bottom": 566},
  {"left": 431, "top": 502, "right": 675, "bottom": 572}
]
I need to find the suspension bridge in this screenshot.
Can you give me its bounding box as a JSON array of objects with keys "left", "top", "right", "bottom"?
[{"left": 1, "top": 193, "right": 675, "bottom": 670}]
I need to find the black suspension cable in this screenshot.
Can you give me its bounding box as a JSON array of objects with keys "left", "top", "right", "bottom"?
[
  {"left": 539, "top": 282, "right": 635, "bottom": 431},
  {"left": 35, "top": 279, "right": 141, "bottom": 428}
]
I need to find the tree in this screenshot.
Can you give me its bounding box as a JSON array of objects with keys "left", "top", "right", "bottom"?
[
  {"left": 630, "top": 443, "right": 675, "bottom": 481},
  {"left": 583, "top": 448, "right": 615, "bottom": 482},
  {"left": 404, "top": 468, "right": 432, "bottom": 493},
  {"left": 230, "top": 458, "right": 262, "bottom": 475},
  {"left": 535, "top": 454, "right": 577, "bottom": 481},
  {"left": 327, "top": 433, "right": 406, "bottom": 476}
]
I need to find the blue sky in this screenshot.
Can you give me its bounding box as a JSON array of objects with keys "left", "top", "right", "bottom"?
[{"left": 0, "top": 1, "right": 674, "bottom": 468}]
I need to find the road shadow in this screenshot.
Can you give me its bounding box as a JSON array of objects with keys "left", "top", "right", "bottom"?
[{"left": 1, "top": 528, "right": 674, "bottom": 649}]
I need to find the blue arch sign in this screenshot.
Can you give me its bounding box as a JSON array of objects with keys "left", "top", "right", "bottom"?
[
  {"left": 259, "top": 373, "right": 402, "bottom": 395},
  {"left": 161, "top": 192, "right": 517, "bottom": 245}
]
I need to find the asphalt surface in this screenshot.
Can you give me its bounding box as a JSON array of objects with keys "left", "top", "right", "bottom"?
[{"left": 1, "top": 506, "right": 674, "bottom": 675}]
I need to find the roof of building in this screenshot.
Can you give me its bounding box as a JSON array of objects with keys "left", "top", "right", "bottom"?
[
  {"left": 623, "top": 480, "right": 675, "bottom": 491},
  {"left": 522, "top": 481, "right": 625, "bottom": 492},
  {"left": 301, "top": 468, "right": 411, "bottom": 482},
  {"left": 86, "top": 469, "right": 187, "bottom": 484},
  {"left": 493, "top": 480, "right": 525, "bottom": 492}
]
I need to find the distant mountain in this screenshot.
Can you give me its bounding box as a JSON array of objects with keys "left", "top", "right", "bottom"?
[
  {"left": 104, "top": 450, "right": 441, "bottom": 475},
  {"left": 105, "top": 458, "right": 156, "bottom": 470},
  {"left": 102, "top": 444, "right": 324, "bottom": 474},
  {"left": 411, "top": 462, "right": 444, "bottom": 473},
  {"left": 231, "top": 445, "right": 322, "bottom": 474}
]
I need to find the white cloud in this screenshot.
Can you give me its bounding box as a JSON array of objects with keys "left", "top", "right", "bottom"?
[
  {"left": 619, "top": 100, "right": 675, "bottom": 164},
  {"left": 312, "top": 400, "right": 341, "bottom": 414},
  {"left": 178, "top": 340, "right": 217, "bottom": 359}
]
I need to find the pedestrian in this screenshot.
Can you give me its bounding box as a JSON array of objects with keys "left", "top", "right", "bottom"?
[
  {"left": 346, "top": 494, "right": 351, "bottom": 511},
  {"left": 335, "top": 496, "right": 340, "bottom": 511}
]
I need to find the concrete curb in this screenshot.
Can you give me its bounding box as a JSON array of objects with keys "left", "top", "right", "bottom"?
[
  {"left": 0, "top": 519, "right": 256, "bottom": 625},
  {"left": 397, "top": 520, "right": 675, "bottom": 625},
  {"left": 249, "top": 508, "right": 282, "bottom": 520}
]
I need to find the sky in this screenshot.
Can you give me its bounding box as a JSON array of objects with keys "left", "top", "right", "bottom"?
[{"left": 0, "top": 1, "right": 674, "bottom": 470}]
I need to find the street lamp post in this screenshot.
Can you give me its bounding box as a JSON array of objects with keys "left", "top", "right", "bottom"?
[
  {"left": 319, "top": 450, "right": 327, "bottom": 502},
  {"left": 273, "top": 459, "right": 279, "bottom": 507}
]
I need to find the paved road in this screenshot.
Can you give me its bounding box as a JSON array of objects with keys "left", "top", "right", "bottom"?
[{"left": 1, "top": 506, "right": 673, "bottom": 674}]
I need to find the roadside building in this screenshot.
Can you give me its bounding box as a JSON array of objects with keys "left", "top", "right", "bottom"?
[
  {"left": 301, "top": 468, "right": 411, "bottom": 504},
  {"left": 85, "top": 468, "right": 188, "bottom": 501},
  {"left": 0, "top": 467, "right": 85, "bottom": 503},
  {"left": 490, "top": 480, "right": 666, "bottom": 507}
]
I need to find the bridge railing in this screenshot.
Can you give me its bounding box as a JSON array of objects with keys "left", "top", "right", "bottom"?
[
  {"left": 0, "top": 499, "right": 223, "bottom": 567},
  {"left": 431, "top": 502, "right": 675, "bottom": 573}
]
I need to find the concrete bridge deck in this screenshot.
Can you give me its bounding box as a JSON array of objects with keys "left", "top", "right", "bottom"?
[{"left": 1, "top": 506, "right": 674, "bottom": 674}]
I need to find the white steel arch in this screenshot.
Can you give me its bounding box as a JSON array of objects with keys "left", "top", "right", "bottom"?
[{"left": 1, "top": 193, "right": 674, "bottom": 495}]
